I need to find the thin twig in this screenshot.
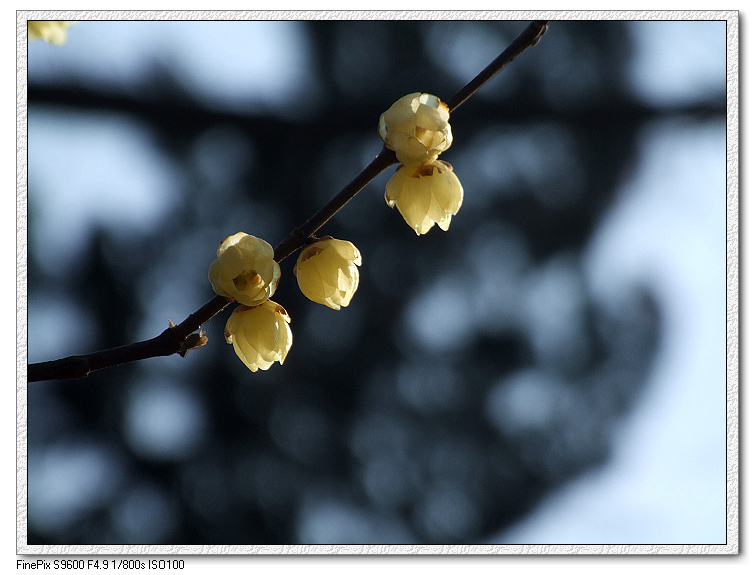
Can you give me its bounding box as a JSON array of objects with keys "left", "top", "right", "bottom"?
[
  {"left": 446, "top": 20, "right": 548, "bottom": 113},
  {"left": 273, "top": 146, "right": 398, "bottom": 263},
  {"left": 27, "top": 20, "right": 549, "bottom": 382}
]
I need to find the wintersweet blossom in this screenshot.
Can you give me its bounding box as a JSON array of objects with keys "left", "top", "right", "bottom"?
[
  {"left": 208, "top": 232, "right": 280, "bottom": 307},
  {"left": 28, "top": 21, "right": 72, "bottom": 45},
  {"left": 294, "top": 237, "right": 362, "bottom": 310},
  {"left": 224, "top": 301, "right": 292, "bottom": 372},
  {"left": 385, "top": 160, "right": 464, "bottom": 235},
  {"left": 378, "top": 93, "right": 453, "bottom": 167}
]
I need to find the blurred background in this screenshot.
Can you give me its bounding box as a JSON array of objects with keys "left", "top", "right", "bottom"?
[{"left": 25, "top": 18, "right": 727, "bottom": 545}]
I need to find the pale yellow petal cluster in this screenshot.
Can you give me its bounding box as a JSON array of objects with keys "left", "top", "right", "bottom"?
[
  {"left": 224, "top": 301, "right": 292, "bottom": 372},
  {"left": 208, "top": 232, "right": 280, "bottom": 306},
  {"left": 28, "top": 21, "right": 72, "bottom": 45},
  {"left": 378, "top": 93, "right": 453, "bottom": 168},
  {"left": 294, "top": 237, "right": 362, "bottom": 310},
  {"left": 385, "top": 161, "right": 464, "bottom": 235}
]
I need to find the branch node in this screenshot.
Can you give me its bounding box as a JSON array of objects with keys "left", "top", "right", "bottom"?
[
  {"left": 531, "top": 21, "right": 549, "bottom": 45},
  {"left": 178, "top": 330, "right": 209, "bottom": 358}
]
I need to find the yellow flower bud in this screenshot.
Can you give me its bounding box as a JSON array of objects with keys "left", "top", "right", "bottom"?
[
  {"left": 294, "top": 237, "right": 362, "bottom": 310},
  {"left": 224, "top": 301, "right": 292, "bottom": 372},
  {"left": 28, "top": 21, "right": 73, "bottom": 45},
  {"left": 378, "top": 93, "right": 453, "bottom": 167},
  {"left": 385, "top": 160, "right": 464, "bottom": 235},
  {"left": 208, "top": 232, "right": 280, "bottom": 306}
]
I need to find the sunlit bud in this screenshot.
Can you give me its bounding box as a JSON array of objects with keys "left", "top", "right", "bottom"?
[
  {"left": 28, "top": 21, "right": 73, "bottom": 45},
  {"left": 294, "top": 237, "right": 362, "bottom": 310},
  {"left": 208, "top": 232, "right": 280, "bottom": 306},
  {"left": 224, "top": 301, "right": 292, "bottom": 372},
  {"left": 385, "top": 160, "right": 464, "bottom": 235},
  {"left": 378, "top": 93, "right": 453, "bottom": 167}
]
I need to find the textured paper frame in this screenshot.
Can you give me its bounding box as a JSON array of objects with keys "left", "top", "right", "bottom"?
[{"left": 16, "top": 9, "right": 739, "bottom": 556}]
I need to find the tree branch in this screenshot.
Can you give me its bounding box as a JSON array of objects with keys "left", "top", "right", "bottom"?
[
  {"left": 26, "top": 20, "right": 549, "bottom": 382},
  {"left": 446, "top": 20, "right": 548, "bottom": 113}
]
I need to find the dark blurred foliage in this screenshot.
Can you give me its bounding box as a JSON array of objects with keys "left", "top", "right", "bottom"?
[{"left": 26, "top": 20, "right": 724, "bottom": 545}]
